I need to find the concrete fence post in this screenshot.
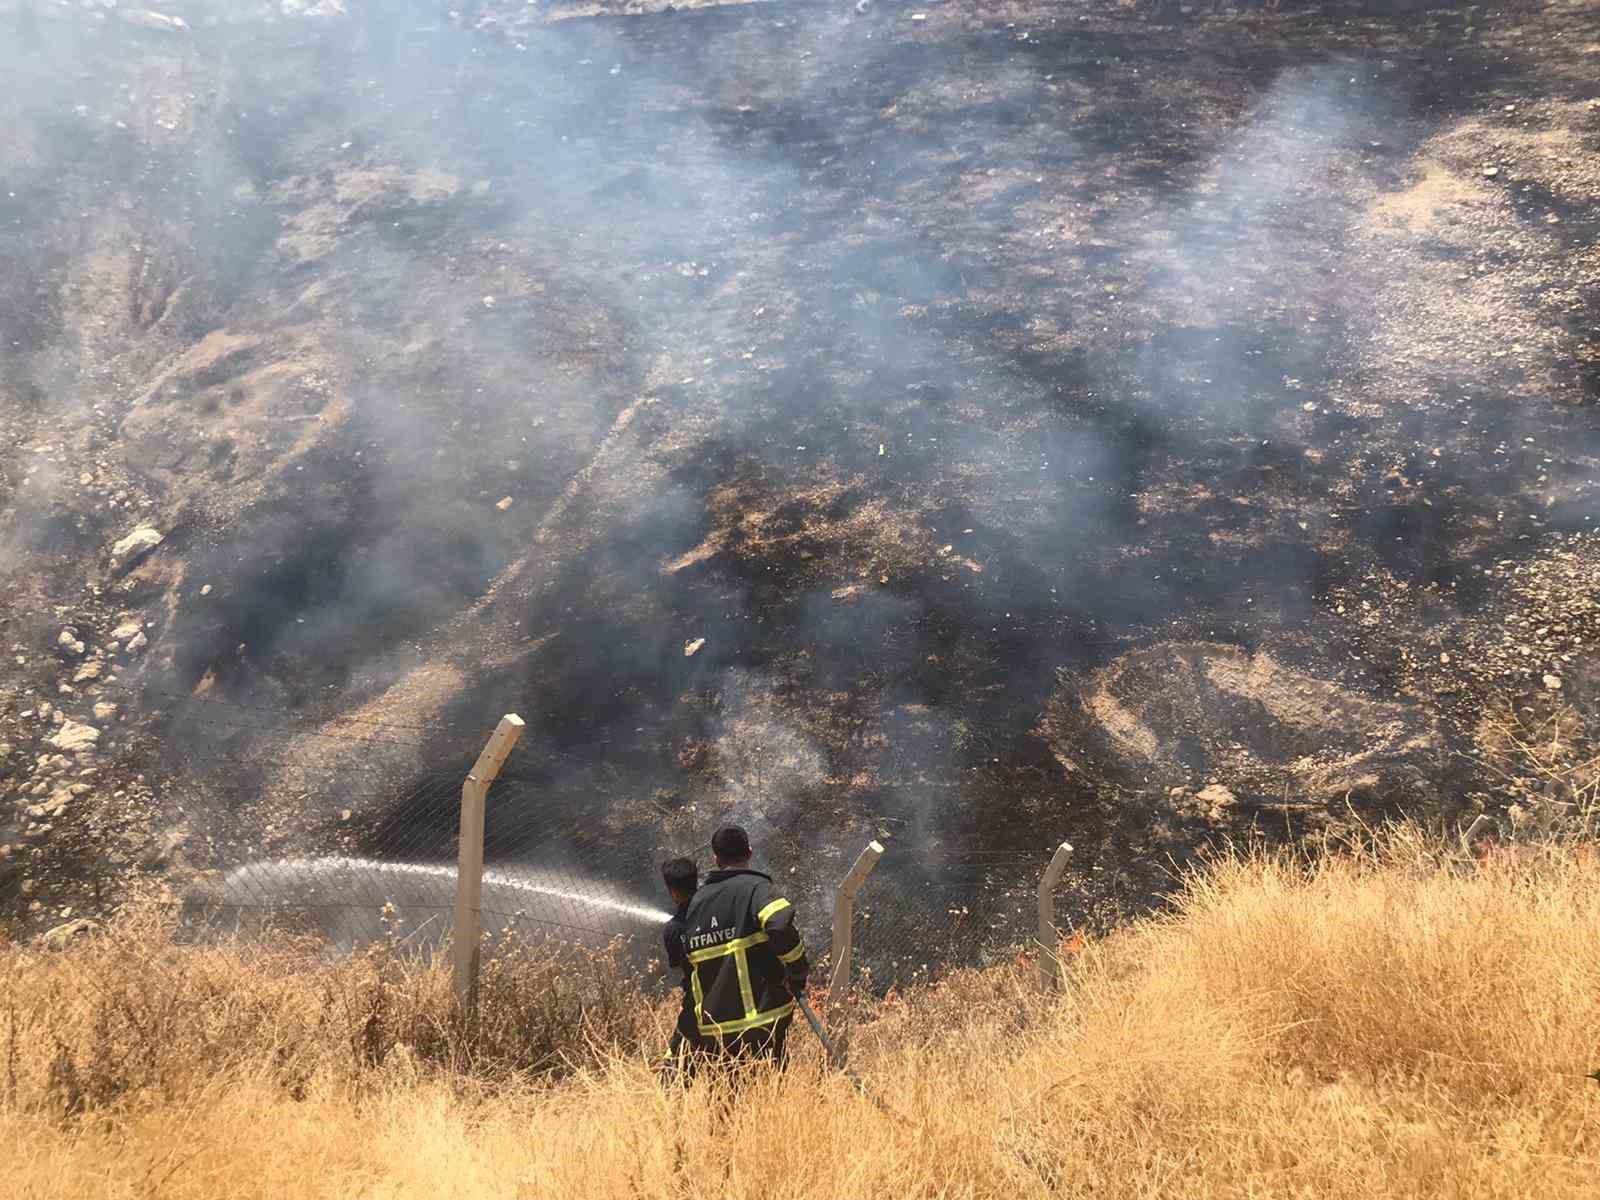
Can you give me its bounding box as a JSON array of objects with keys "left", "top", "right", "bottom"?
[
  {"left": 1036, "top": 841, "right": 1073, "bottom": 992},
  {"left": 1459, "top": 813, "right": 1493, "bottom": 858},
  {"left": 453, "top": 713, "right": 525, "bottom": 1017},
  {"left": 828, "top": 839, "right": 884, "bottom": 1001}
]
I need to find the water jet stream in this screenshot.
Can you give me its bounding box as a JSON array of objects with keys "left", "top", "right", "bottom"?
[{"left": 191, "top": 855, "right": 671, "bottom": 949}]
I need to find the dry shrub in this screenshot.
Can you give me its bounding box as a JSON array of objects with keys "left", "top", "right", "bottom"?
[
  {"left": 1151, "top": 828, "right": 1600, "bottom": 1093},
  {"left": 0, "top": 909, "right": 659, "bottom": 1117},
  {"left": 5, "top": 825, "right": 1600, "bottom": 1198},
  {"left": 466, "top": 927, "right": 661, "bottom": 1074}
]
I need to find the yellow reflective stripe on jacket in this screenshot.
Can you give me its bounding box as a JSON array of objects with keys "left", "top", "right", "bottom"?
[
  {"left": 686, "top": 930, "right": 768, "bottom": 963},
  {"left": 735, "top": 944, "right": 758, "bottom": 1018},
  {"left": 777, "top": 941, "right": 806, "bottom": 965},
  {"left": 690, "top": 955, "right": 706, "bottom": 1027},
  {"left": 696, "top": 1000, "right": 796, "bottom": 1037},
  {"left": 756, "top": 897, "right": 791, "bottom": 928}
]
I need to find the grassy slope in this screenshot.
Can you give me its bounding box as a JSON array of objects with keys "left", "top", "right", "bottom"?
[{"left": 4, "top": 829, "right": 1599, "bottom": 1198}]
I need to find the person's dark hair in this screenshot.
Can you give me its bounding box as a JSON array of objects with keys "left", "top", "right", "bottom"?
[
  {"left": 711, "top": 825, "right": 752, "bottom": 863},
  {"left": 661, "top": 857, "right": 698, "bottom": 896}
]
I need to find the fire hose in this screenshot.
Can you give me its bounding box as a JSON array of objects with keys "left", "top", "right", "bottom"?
[
  {"left": 795, "top": 992, "right": 913, "bottom": 1125},
  {"left": 794, "top": 993, "right": 851, "bottom": 1075}
]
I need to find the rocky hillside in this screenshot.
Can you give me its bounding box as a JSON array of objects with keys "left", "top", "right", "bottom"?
[{"left": 1, "top": 0, "right": 1598, "bottom": 937}]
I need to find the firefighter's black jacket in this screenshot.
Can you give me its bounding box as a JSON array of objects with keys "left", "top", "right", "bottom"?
[
  {"left": 681, "top": 868, "right": 809, "bottom": 1039},
  {"left": 662, "top": 902, "right": 702, "bottom": 1052}
]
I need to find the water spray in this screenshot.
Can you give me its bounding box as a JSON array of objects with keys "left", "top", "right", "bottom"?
[{"left": 200, "top": 855, "right": 673, "bottom": 949}]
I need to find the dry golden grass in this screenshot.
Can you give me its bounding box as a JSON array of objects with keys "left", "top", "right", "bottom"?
[{"left": 5, "top": 827, "right": 1600, "bottom": 1198}]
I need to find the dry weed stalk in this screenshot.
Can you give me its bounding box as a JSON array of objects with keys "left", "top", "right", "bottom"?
[{"left": 1474, "top": 697, "right": 1600, "bottom": 830}]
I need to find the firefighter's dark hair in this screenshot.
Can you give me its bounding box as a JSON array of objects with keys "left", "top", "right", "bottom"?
[
  {"left": 661, "top": 857, "right": 698, "bottom": 895},
  {"left": 711, "top": 826, "right": 752, "bottom": 862}
]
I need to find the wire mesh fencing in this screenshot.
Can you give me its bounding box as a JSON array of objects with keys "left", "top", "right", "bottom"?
[{"left": 149, "top": 697, "right": 1083, "bottom": 993}]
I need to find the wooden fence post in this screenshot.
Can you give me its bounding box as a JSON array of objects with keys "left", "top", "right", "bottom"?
[
  {"left": 828, "top": 839, "right": 884, "bottom": 1000},
  {"left": 1036, "top": 841, "right": 1073, "bottom": 992},
  {"left": 453, "top": 714, "right": 525, "bottom": 1016}
]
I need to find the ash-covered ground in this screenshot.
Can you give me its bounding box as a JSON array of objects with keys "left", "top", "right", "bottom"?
[{"left": 2, "top": 0, "right": 1598, "bottom": 942}]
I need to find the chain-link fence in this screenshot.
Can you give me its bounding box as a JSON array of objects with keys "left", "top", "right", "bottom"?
[{"left": 150, "top": 696, "right": 1080, "bottom": 991}]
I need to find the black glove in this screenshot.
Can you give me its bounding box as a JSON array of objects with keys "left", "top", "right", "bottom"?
[{"left": 788, "top": 976, "right": 807, "bottom": 997}]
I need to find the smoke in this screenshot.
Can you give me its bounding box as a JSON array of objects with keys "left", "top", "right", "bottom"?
[
  {"left": 3, "top": 0, "right": 1591, "bottom": 940},
  {"left": 709, "top": 670, "right": 828, "bottom": 825}
]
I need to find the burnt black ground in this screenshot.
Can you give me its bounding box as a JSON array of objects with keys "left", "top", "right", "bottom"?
[{"left": 2, "top": 0, "right": 1598, "bottom": 948}]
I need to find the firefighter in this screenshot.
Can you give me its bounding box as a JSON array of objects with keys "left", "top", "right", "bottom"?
[
  {"left": 680, "top": 825, "right": 809, "bottom": 1064},
  {"left": 659, "top": 855, "right": 704, "bottom": 1077}
]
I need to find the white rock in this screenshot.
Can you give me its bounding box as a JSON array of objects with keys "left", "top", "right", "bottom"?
[
  {"left": 57, "top": 630, "right": 86, "bottom": 656},
  {"left": 126, "top": 631, "right": 148, "bottom": 655},
  {"left": 110, "top": 526, "right": 163, "bottom": 572},
  {"left": 38, "top": 919, "right": 101, "bottom": 950},
  {"left": 111, "top": 619, "right": 144, "bottom": 640},
  {"left": 93, "top": 702, "right": 119, "bottom": 721},
  {"left": 46, "top": 721, "right": 101, "bottom": 753},
  {"left": 1543, "top": 674, "right": 1563, "bottom": 690},
  {"left": 281, "top": 0, "right": 347, "bottom": 16},
  {"left": 73, "top": 661, "right": 104, "bottom": 684},
  {"left": 118, "top": 10, "right": 190, "bottom": 33}
]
